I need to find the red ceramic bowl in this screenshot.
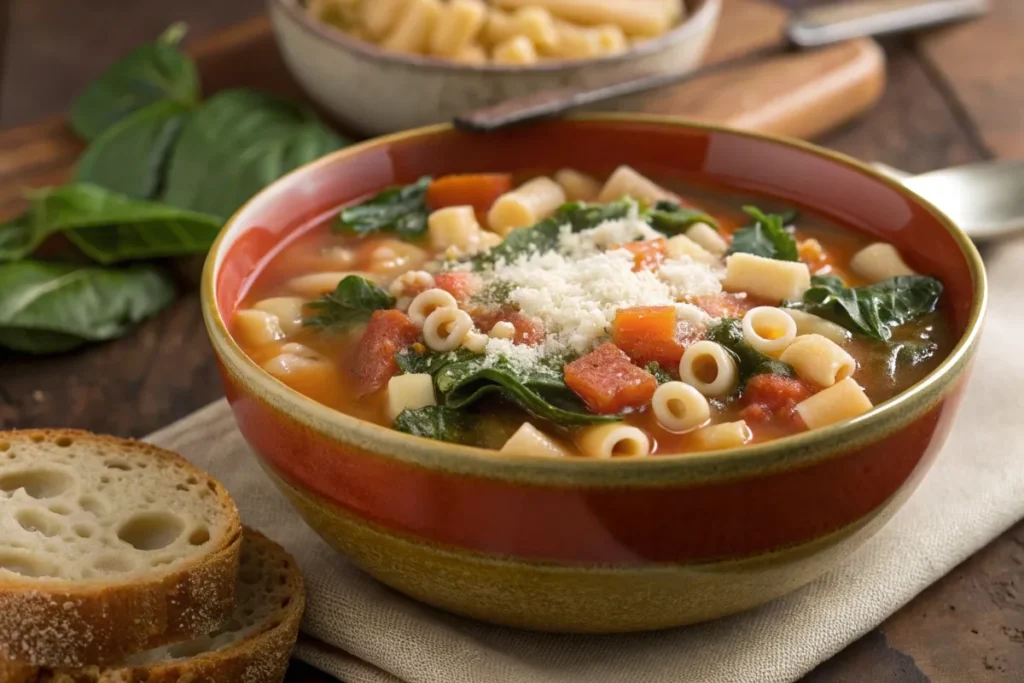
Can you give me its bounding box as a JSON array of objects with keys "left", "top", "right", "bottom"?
[{"left": 202, "top": 116, "right": 986, "bottom": 633}]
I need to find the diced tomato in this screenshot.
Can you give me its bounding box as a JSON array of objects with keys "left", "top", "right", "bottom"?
[
  {"left": 740, "top": 374, "right": 817, "bottom": 425},
  {"left": 612, "top": 306, "right": 685, "bottom": 369},
  {"left": 426, "top": 174, "right": 513, "bottom": 222},
  {"left": 798, "top": 238, "right": 834, "bottom": 273},
  {"left": 473, "top": 307, "right": 545, "bottom": 345},
  {"left": 434, "top": 272, "right": 481, "bottom": 302},
  {"left": 618, "top": 239, "right": 667, "bottom": 271},
  {"left": 354, "top": 310, "right": 420, "bottom": 396},
  {"left": 564, "top": 343, "right": 658, "bottom": 414},
  {"left": 690, "top": 293, "right": 762, "bottom": 319}
]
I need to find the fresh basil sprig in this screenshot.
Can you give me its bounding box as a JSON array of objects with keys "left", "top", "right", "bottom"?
[
  {"left": 646, "top": 200, "right": 716, "bottom": 235},
  {"left": 336, "top": 177, "right": 432, "bottom": 239},
  {"left": 727, "top": 206, "right": 799, "bottom": 261},
  {"left": 303, "top": 275, "right": 395, "bottom": 329}
]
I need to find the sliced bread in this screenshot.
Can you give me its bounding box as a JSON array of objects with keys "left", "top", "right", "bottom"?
[
  {"left": 0, "top": 430, "right": 243, "bottom": 667},
  {"left": 3, "top": 529, "right": 305, "bottom": 683}
]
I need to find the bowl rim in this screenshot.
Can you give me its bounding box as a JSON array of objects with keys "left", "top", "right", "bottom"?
[
  {"left": 269, "top": 0, "right": 721, "bottom": 75},
  {"left": 202, "top": 114, "right": 988, "bottom": 488}
]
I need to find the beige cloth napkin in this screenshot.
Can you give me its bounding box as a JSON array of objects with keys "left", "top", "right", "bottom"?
[{"left": 148, "top": 236, "right": 1023, "bottom": 683}]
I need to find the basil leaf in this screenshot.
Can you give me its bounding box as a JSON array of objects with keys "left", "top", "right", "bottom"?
[
  {"left": 336, "top": 177, "right": 432, "bottom": 239},
  {"left": 644, "top": 361, "right": 674, "bottom": 384},
  {"left": 303, "top": 275, "right": 394, "bottom": 329},
  {"left": 0, "top": 261, "right": 175, "bottom": 354},
  {"left": 727, "top": 206, "right": 799, "bottom": 261},
  {"left": 472, "top": 199, "right": 636, "bottom": 269},
  {"left": 394, "top": 406, "right": 472, "bottom": 444},
  {"left": 70, "top": 23, "right": 198, "bottom": 141},
  {"left": 74, "top": 100, "right": 193, "bottom": 200},
  {"left": 163, "top": 90, "right": 348, "bottom": 219},
  {"left": 707, "top": 318, "right": 796, "bottom": 388},
  {"left": 0, "top": 184, "right": 222, "bottom": 265},
  {"left": 646, "top": 200, "right": 717, "bottom": 235},
  {"left": 785, "top": 274, "right": 943, "bottom": 341}
]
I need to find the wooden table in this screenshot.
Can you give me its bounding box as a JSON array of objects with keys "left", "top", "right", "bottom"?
[{"left": 2, "top": 1, "right": 1021, "bottom": 681}]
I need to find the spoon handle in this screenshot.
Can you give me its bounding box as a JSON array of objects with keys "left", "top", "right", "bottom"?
[{"left": 455, "top": 0, "right": 989, "bottom": 133}]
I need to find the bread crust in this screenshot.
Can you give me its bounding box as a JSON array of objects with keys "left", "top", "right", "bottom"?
[
  {"left": 0, "top": 430, "right": 243, "bottom": 668},
  {"left": 5, "top": 531, "right": 305, "bottom": 683}
]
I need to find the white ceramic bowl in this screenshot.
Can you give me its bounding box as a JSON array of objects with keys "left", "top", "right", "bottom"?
[{"left": 269, "top": 0, "right": 722, "bottom": 136}]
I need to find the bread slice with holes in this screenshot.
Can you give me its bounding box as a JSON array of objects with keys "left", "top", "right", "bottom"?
[
  {"left": 3, "top": 529, "right": 305, "bottom": 683},
  {"left": 0, "top": 429, "right": 243, "bottom": 668}
]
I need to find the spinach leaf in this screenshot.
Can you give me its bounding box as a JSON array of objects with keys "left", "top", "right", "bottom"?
[
  {"left": 74, "top": 100, "right": 193, "bottom": 200},
  {"left": 727, "top": 206, "right": 799, "bottom": 261},
  {"left": 707, "top": 318, "right": 796, "bottom": 388},
  {"left": 646, "top": 200, "right": 716, "bottom": 235},
  {"left": 472, "top": 199, "right": 636, "bottom": 268},
  {"left": 70, "top": 24, "right": 198, "bottom": 142},
  {"left": 0, "top": 184, "right": 222, "bottom": 264},
  {"left": 644, "top": 361, "right": 674, "bottom": 384},
  {"left": 303, "top": 275, "right": 394, "bottom": 329},
  {"left": 785, "top": 274, "right": 943, "bottom": 341},
  {"left": 396, "top": 348, "right": 475, "bottom": 375},
  {"left": 0, "top": 261, "right": 175, "bottom": 354},
  {"left": 394, "top": 406, "right": 473, "bottom": 444},
  {"left": 336, "top": 177, "right": 432, "bottom": 239},
  {"left": 162, "top": 90, "right": 348, "bottom": 219}
]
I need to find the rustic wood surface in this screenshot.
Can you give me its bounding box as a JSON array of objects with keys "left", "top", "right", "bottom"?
[{"left": 0, "top": 1, "right": 1021, "bottom": 681}]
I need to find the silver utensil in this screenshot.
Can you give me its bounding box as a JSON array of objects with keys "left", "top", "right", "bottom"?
[
  {"left": 455, "top": 0, "right": 989, "bottom": 132},
  {"left": 873, "top": 160, "right": 1024, "bottom": 240}
]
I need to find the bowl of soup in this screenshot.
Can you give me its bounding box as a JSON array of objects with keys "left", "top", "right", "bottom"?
[{"left": 202, "top": 116, "right": 986, "bottom": 632}]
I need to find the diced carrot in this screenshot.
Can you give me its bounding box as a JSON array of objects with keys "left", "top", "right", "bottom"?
[
  {"left": 426, "top": 174, "right": 514, "bottom": 221},
  {"left": 434, "top": 272, "right": 481, "bottom": 302},
  {"left": 564, "top": 343, "right": 658, "bottom": 414},
  {"left": 354, "top": 310, "right": 420, "bottom": 396},
  {"left": 473, "top": 307, "right": 545, "bottom": 345},
  {"left": 689, "top": 293, "right": 762, "bottom": 319},
  {"left": 612, "top": 305, "right": 685, "bottom": 369},
  {"left": 740, "top": 374, "right": 816, "bottom": 425},
  {"left": 618, "top": 238, "right": 667, "bottom": 271},
  {"left": 798, "top": 238, "right": 834, "bottom": 273}
]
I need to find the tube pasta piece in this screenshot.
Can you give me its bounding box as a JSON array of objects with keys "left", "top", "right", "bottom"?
[
  {"left": 678, "top": 341, "right": 739, "bottom": 398},
  {"left": 780, "top": 334, "right": 857, "bottom": 388},
  {"left": 492, "top": 35, "right": 539, "bottom": 64},
  {"left": 489, "top": 321, "right": 516, "bottom": 339},
  {"left": 781, "top": 309, "right": 852, "bottom": 345},
  {"left": 576, "top": 423, "right": 651, "bottom": 459},
  {"left": 288, "top": 271, "right": 377, "bottom": 298},
  {"left": 487, "top": 176, "right": 566, "bottom": 235},
  {"left": 501, "top": 422, "right": 570, "bottom": 457},
  {"left": 651, "top": 381, "right": 710, "bottom": 433},
  {"left": 511, "top": 7, "right": 560, "bottom": 52},
  {"left": 665, "top": 234, "right": 717, "bottom": 265},
  {"left": 318, "top": 245, "right": 356, "bottom": 270},
  {"left": 234, "top": 309, "right": 285, "bottom": 347},
  {"left": 452, "top": 42, "right": 488, "bottom": 64},
  {"left": 423, "top": 307, "right": 473, "bottom": 351},
  {"left": 693, "top": 420, "right": 752, "bottom": 451},
  {"left": 598, "top": 165, "right": 679, "bottom": 204},
  {"left": 551, "top": 21, "right": 603, "bottom": 58},
  {"left": 408, "top": 288, "right": 459, "bottom": 327},
  {"left": 381, "top": 0, "right": 443, "bottom": 53},
  {"left": 261, "top": 343, "right": 330, "bottom": 379},
  {"left": 368, "top": 239, "right": 428, "bottom": 275},
  {"left": 429, "top": 206, "right": 483, "bottom": 252},
  {"left": 554, "top": 169, "right": 602, "bottom": 202},
  {"left": 429, "top": 0, "right": 486, "bottom": 56},
  {"left": 686, "top": 222, "right": 728, "bottom": 256},
  {"left": 723, "top": 253, "right": 812, "bottom": 303},
  {"left": 386, "top": 373, "right": 437, "bottom": 421},
  {"left": 483, "top": 9, "right": 516, "bottom": 45},
  {"left": 253, "top": 297, "right": 305, "bottom": 337},
  {"left": 742, "top": 306, "right": 798, "bottom": 357},
  {"left": 463, "top": 331, "right": 488, "bottom": 354},
  {"left": 363, "top": 0, "right": 406, "bottom": 39},
  {"left": 594, "top": 24, "right": 628, "bottom": 54},
  {"left": 850, "top": 242, "right": 917, "bottom": 283},
  {"left": 795, "top": 377, "right": 873, "bottom": 429},
  {"left": 493, "top": 0, "right": 675, "bottom": 36}
]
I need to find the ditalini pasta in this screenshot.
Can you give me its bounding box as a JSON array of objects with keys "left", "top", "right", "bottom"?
[
  {"left": 233, "top": 168, "right": 951, "bottom": 458},
  {"left": 306, "top": 0, "right": 686, "bottom": 64}
]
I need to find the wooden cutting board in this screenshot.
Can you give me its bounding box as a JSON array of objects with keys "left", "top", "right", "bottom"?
[{"left": 0, "top": 0, "right": 884, "bottom": 222}]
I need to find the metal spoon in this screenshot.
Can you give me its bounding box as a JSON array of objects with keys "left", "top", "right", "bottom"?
[{"left": 872, "top": 161, "right": 1024, "bottom": 240}]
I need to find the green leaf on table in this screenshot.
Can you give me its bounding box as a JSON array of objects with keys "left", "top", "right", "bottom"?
[
  {"left": 784, "top": 274, "right": 943, "bottom": 341},
  {"left": 394, "top": 406, "right": 473, "bottom": 444},
  {"left": 303, "top": 275, "right": 394, "bottom": 329},
  {"left": 162, "top": 90, "right": 348, "bottom": 219},
  {"left": 727, "top": 206, "right": 799, "bottom": 261},
  {"left": 336, "top": 177, "right": 432, "bottom": 239},
  {"left": 74, "top": 99, "right": 193, "bottom": 200},
  {"left": 0, "top": 184, "right": 222, "bottom": 264},
  {"left": 645, "top": 200, "right": 717, "bottom": 235},
  {"left": 707, "top": 318, "right": 796, "bottom": 389},
  {"left": 0, "top": 260, "right": 175, "bottom": 354},
  {"left": 70, "top": 23, "right": 198, "bottom": 141}
]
